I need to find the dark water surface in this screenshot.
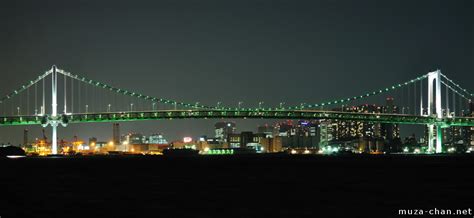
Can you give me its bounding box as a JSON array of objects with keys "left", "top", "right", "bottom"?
[{"left": 1, "top": 155, "right": 473, "bottom": 218}]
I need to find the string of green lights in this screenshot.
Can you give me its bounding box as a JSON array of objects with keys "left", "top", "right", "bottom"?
[
  {"left": 57, "top": 69, "right": 220, "bottom": 110},
  {"left": 0, "top": 69, "right": 51, "bottom": 104},
  {"left": 286, "top": 74, "right": 429, "bottom": 110},
  {"left": 440, "top": 73, "right": 474, "bottom": 97},
  {"left": 440, "top": 81, "right": 470, "bottom": 100}
]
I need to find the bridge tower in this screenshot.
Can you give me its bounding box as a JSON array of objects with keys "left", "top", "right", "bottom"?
[
  {"left": 426, "top": 70, "right": 443, "bottom": 153},
  {"left": 51, "top": 65, "right": 59, "bottom": 154}
]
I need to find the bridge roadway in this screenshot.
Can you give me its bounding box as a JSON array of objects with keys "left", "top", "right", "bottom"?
[{"left": 1, "top": 109, "right": 473, "bottom": 127}]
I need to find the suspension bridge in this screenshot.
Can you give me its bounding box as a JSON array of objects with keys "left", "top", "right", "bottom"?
[{"left": 1, "top": 66, "right": 473, "bottom": 154}]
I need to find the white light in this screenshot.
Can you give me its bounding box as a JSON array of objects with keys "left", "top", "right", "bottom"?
[
  {"left": 303, "top": 150, "right": 310, "bottom": 154},
  {"left": 6, "top": 155, "right": 26, "bottom": 159},
  {"left": 183, "top": 137, "right": 192, "bottom": 143},
  {"left": 290, "top": 149, "right": 297, "bottom": 154},
  {"left": 414, "top": 148, "right": 421, "bottom": 154},
  {"left": 204, "top": 147, "right": 210, "bottom": 152}
]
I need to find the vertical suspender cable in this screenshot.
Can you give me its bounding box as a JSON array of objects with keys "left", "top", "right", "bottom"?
[
  {"left": 35, "top": 82, "right": 37, "bottom": 115},
  {"left": 407, "top": 84, "right": 410, "bottom": 114},
  {"left": 420, "top": 79, "right": 423, "bottom": 115},
  {"left": 78, "top": 80, "right": 81, "bottom": 113},
  {"left": 85, "top": 82, "right": 88, "bottom": 113},
  {"left": 27, "top": 86, "right": 30, "bottom": 115},
  {"left": 445, "top": 83, "right": 449, "bottom": 116},
  {"left": 42, "top": 76, "right": 45, "bottom": 115},
  {"left": 71, "top": 76, "right": 74, "bottom": 114},
  {"left": 453, "top": 90, "right": 456, "bottom": 117},
  {"left": 412, "top": 82, "right": 415, "bottom": 115},
  {"left": 459, "top": 92, "right": 462, "bottom": 116}
]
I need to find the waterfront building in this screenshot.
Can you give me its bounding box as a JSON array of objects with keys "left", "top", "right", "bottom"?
[
  {"left": 112, "top": 123, "right": 120, "bottom": 145},
  {"left": 274, "top": 120, "right": 320, "bottom": 149},
  {"left": 215, "top": 121, "right": 236, "bottom": 142}
]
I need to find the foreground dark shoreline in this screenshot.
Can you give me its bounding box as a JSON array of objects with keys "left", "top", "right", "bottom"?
[{"left": 1, "top": 155, "right": 473, "bottom": 218}]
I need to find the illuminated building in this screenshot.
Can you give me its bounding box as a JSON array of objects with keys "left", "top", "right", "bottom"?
[
  {"left": 215, "top": 121, "right": 236, "bottom": 142},
  {"left": 259, "top": 136, "right": 283, "bottom": 152},
  {"left": 328, "top": 98, "right": 401, "bottom": 151},
  {"left": 274, "top": 120, "right": 320, "bottom": 149},
  {"left": 116, "top": 132, "right": 170, "bottom": 153},
  {"left": 71, "top": 136, "right": 85, "bottom": 152},
  {"left": 89, "top": 137, "right": 97, "bottom": 146},
  {"left": 325, "top": 98, "right": 402, "bottom": 153},
  {"left": 196, "top": 137, "right": 228, "bottom": 152},
  {"left": 112, "top": 123, "right": 120, "bottom": 145},
  {"left": 381, "top": 97, "right": 400, "bottom": 140},
  {"left": 148, "top": 134, "right": 168, "bottom": 144},
  {"left": 227, "top": 131, "right": 266, "bottom": 151},
  {"left": 121, "top": 133, "right": 145, "bottom": 145},
  {"left": 257, "top": 124, "right": 274, "bottom": 137},
  {"left": 172, "top": 137, "right": 197, "bottom": 150}
]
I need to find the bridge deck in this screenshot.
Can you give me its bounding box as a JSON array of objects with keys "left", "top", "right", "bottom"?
[{"left": 1, "top": 110, "right": 473, "bottom": 126}]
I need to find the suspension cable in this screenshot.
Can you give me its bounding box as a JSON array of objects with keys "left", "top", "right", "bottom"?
[
  {"left": 440, "top": 73, "right": 473, "bottom": 97},
  {"left": 57, "top": 69, "right": 216, "bottom": 110}
]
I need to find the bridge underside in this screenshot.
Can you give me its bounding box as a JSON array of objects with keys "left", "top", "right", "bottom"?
[{"left": 1, "top": 110, "right": 473, "bottom": 127}]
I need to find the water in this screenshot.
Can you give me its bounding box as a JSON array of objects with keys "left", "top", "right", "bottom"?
[{"left": 1, "top": 155, "right": 473, "bottom": 218}]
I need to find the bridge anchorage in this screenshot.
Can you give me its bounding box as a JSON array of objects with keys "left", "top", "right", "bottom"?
[{"left": 0, "top": 66, "right": 473, "bottom": 154}]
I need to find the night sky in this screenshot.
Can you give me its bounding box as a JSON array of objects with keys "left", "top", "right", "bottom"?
[{"left": 0, "top": 0, "right": 472, "bottom": 144}]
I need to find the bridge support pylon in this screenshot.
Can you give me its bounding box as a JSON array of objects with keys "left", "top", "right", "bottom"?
[
  {"left": 427, "top": 124, "right": 443, "bottom": 153},
  {"left": 426, "top": 69, "right": 443, "bottom": 153},
  {"left": 51, "top": 65, "right": 58, "bottom": 155}
]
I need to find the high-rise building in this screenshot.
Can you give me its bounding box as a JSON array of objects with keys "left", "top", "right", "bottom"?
[
  {"left": 89, "top": 137, "right": 97, "bottom": 145},
  {"left": 380, "top": 97, "right": 400, "bottom": 140},
  {"left": 122, "top": 133, "right": 144, "bottom": 145},
  {"left": 227, "top": 131, "right": 266, "bottom": 149},
  {"left": 148, "top": 134, "right": 168, "bottom": 144},
  {"left": 215, "top": 122, "right": 236, "bottom": 142},
  {"left": 257, "top": 124, "right": 274, "bottom": 137},
  {"left": 113, "top": 123, "right": 120, "bottom": 145},
  {"left": 327, "top": 98, "right": 401, "bottom": 152},
  {"left": 274, "top": 120, "right": 319, "bottom": 148}
]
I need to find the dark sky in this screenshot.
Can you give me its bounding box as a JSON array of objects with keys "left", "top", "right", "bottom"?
[{"left": 0, "top": 0, "right": 473, "bottom": 144}]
